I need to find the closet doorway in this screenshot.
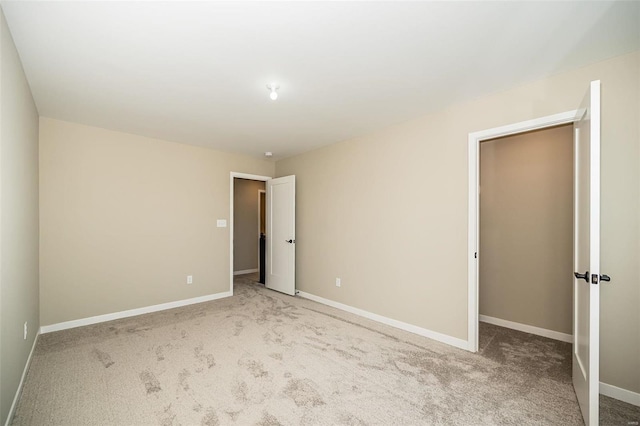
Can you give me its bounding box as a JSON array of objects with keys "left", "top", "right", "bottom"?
[{"left": 478, "top": 124, "right": 574, "bottom": 342}]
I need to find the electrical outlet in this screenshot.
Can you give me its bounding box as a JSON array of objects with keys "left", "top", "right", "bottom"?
[
  {"left": 187, "top": 275, "right": 193, "bottom": 284},
  {"left": 24, "top": 322, "right": 28, "bottom": 340},
  {"left": 336, "top": 278, "right": 341, "bottom": 287}
]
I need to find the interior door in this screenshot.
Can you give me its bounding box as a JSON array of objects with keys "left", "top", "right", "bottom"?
[
  {"left": 266, "top": 175, "right": 296, "bottom": 295},
  {"left": 573, "top": 80, "right": 601, "bottom": 426}
]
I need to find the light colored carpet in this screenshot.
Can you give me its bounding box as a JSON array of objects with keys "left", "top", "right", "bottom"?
[
  {"left": 478, "top": 322, "right": 640, "bottom": 425},
  {"left": 11, "top": 274, "right": 640, "bottom": 425}
]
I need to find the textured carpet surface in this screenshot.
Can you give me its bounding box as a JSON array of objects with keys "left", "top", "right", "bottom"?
[
  {"left": 12, "top": 274, "right": 640, "bottom": 425},
  {"left": 479, "top": 322, "right": 640, "bottom": 425}
]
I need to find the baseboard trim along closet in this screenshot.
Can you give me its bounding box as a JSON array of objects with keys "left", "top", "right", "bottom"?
[
  {"left": 296, "top": 291, "right": 468, "bottom": 350},
  {"left": 40, "top": 291, "right": 233, "bottom": 334},
  {"left": 479, "top": 315, "right": 573, "bottom": 343},
  {"left": 5, "top": 331, "right": 40, "bottom": 426},
  {"left": 600, "top": 382, "right": 640, "bottom": 407},
  {"left": 233, "top": 268, "right": 259, "bottom": 276}
]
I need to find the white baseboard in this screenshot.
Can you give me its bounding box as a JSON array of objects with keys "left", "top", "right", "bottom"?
[
  {"left": 5, "top": 330, "right": 40, "bottom": 426},
  {"left": 297, "top": 291, "right": 468, "bottom": 350},
  {"left": 233, "top": 269, "right": 258, "bottom": 276},
  {"left": 479, "top": 315, "right": 573, "bottom": 343},
  {"left": 600, "top": 382, "right": 640, "bottom": 407},
  {"left": 40, "top": 291, "right": 233, "bottom": 334}
]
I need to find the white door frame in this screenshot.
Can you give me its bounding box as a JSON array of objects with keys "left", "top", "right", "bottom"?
[
  {"left": 230, "top": 172, "right": 272, "bottom": 294},
  {"left": 467, "top": 110, "right": 578, "bottom": 352}
]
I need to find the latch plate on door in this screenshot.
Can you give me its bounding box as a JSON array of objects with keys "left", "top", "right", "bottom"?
[{"left": 591, "top": 274, "right": 599, "bottom": 285}]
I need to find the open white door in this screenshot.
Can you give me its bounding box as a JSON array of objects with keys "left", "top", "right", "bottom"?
[
  {"left": 266, "top": 175, "right": 296, "bottom": 295},
  {"left": 573, "top": 80, "right": 604, "bottom": 426}
]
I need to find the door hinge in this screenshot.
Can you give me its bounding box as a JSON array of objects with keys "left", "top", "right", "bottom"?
[
  {"left": 591, "top": 274, "right": 599, "bottom": 285},
  {"left": 474, "top": 252, "right": 477, "bottom": 259}
]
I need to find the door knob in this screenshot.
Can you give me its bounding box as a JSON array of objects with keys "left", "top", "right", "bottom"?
[
  {"left": 285, "top": 239, "right": 295, "bottom": 244},
  {"left": 574, "top": 271, "right": 589, "bottom": 282},
  {"left": 600, "top": 274, "right": 611, "bottom": 282}
]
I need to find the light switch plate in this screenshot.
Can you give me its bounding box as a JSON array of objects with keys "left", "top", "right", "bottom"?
[{"left": 217, "top": 219, "right": 227, "bottom": 228}]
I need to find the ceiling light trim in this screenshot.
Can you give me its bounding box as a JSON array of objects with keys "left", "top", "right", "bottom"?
[{"left": 266, "top": 83, "right": 279, "bottom": 101}]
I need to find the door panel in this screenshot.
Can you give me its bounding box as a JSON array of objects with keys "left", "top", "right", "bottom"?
[
  {"left": 266, "top": 175, "right": 296, "bottom": 295},
  {"left": 572, "top": 80, "right": 600, "bottom": 426}
]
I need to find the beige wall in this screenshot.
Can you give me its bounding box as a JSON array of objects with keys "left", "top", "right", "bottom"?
[
  {"left": 233, "top": 178, "right": 265, "bottom": 272},
  {"left": 479, "top": 125, "right": 573, "bottom": 334},
  {"left": 39, "top": 118, "right": 274, "bottom": 326},
  {"left": 277, "top": 51, "right": 640, "bottom": 393},
  {"left": 0, "top": 9, "right": 40, "bottom": 425}
]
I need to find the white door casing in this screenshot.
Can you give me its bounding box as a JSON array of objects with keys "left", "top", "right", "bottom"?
[
  {"left": 466, "top": 110, "right": 578, "bottom": 352},
  {"left": 229, "top": 172, "right": 271, "bottom": 294},
  {"left": 266, "top": 175, "right": 296, "bottom": 295},
  {"left": 572, "top": 80, "right": 601, "bottom": 426}
]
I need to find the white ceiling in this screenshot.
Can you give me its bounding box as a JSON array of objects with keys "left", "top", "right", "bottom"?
[{"left": 2, "top": 1, "right": 639, "bottom": 160}]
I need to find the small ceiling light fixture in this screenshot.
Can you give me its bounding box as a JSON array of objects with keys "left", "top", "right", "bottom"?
[
  {"left": 266, "top": 83, "right": 279, "bottom": 100},
  {"left": 265, "top": 151, "right": 273, "bottom": 158}
]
